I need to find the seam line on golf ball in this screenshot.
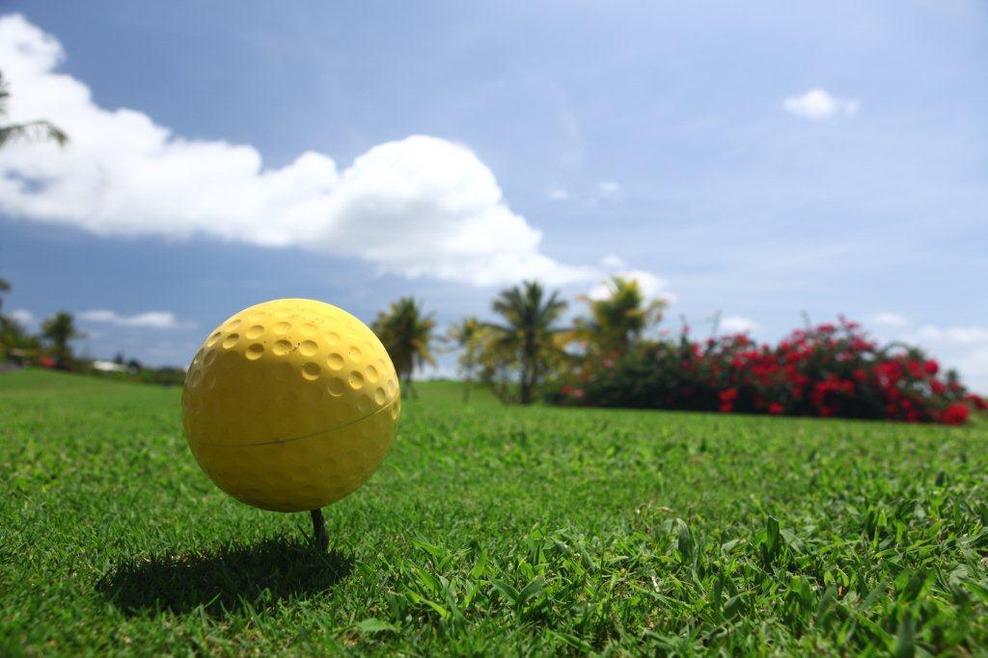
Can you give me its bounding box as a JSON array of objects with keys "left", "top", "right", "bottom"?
[{"left": 195, "top": 396, "right": 400, "bottom": 448}]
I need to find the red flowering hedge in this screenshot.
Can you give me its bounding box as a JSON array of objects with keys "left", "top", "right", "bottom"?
[{"left": 549, "top": 318, "right": 985, "bottom": 425}]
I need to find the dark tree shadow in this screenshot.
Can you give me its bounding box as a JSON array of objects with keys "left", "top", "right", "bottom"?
[{"left": 96, "top": 536, "right": 353, "bottom": 616}]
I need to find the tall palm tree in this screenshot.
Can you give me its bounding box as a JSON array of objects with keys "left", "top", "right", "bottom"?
[
  {"left": 0, "top": 70, "right": 68, "bottom": 149},
  {"left": 0, "top": 277, "right": 9, "bottom": 312},
  {"left": 581, "top": 276, "right": 665, "bottom": 353},
  {"left": 41, "top": 311, "right": 82, "bottom": 370},
  {"left": 446, "top": 316, "right": 486, "bottom": 402},
  {"left": 488, "top": 280, "right": 568, "bottom": 404},
  {"left": 372, "top": 297, "right": 436, "bottom": 399}
]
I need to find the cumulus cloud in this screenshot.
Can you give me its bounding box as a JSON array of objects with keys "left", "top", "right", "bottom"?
[
  {"left": 871, "top": 311, "right": 909, "bottom": 327},
  {"left": 783, "top": 88, "right": 858, "bottom": 120},
  {"left": 915, "top": 324, "right": 988, "bottom": 393},
  {"left": 720, "top": 315, "right": 758, "bottom": 334},
  {"left": 0, "top": 14, "right": 592, "bottom": 287},
  {"left": 587, "top": 269, "right": 674, "bottom": 303},
  {"left": 917, "top": 325, "right": 988, "bottom": 344},
  {"left": 7, "top": 308, "right": 36, "bottom": 326},
  {"left": 78, "top": 309, "right": 195, "bottom": 330},
  {"left": 547, "top": 188, "right": 569, "bottom": 201},
  {"left": 600, "top": 253, "right": 626, "bottom": 269}
]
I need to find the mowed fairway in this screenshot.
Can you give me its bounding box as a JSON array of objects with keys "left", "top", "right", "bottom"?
[{"left": 1, "top": 370, "right": 987, "bottom": 656}]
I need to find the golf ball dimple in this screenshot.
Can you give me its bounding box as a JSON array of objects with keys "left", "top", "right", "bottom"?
[{"left": 181, "top": 298, "right": 401, "bottom": 512}]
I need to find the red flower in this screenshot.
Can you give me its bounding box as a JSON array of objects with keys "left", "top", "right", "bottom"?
[
  {"left": 719, "top": 388, "right": 739, "bottom": 402},
  {"left": 768, "top": 402, "right": 783, "bottom": 415},
  {"left": 851, "top": 338, "right": 875, "bottom": 352},
  {"left": 940, "top": 403, "right": 969, "bottom": 425},
  {"left": 907, "top": 360, "right": 924, "bottom": 379},
  {"left": 924, "top": 360, "right": 939, "bottom": 376}
]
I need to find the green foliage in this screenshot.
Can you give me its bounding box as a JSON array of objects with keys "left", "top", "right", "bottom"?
[
  {"left": 372, "top": 297, "right": 436, "bottom": 399},
  {"left": 444, "top": 316, "right": 488, "bottom": 402},
  {"left": 1, "top": 314, "right": 39, "bottom": 352},
  {"left": 485, "top": 280, "right": 569, "bottom": 404},
  {"left": 1, "top": 369, "right": 985, "bottom": 655},
  {"left": 0, "top": 276, "right": 9, "bottom": 311},
  {"left": 40, "top": 311, "right": 82, "bottom": 369},
  {"left": 577, "top": 275, "right": 665, "bottom": 353}
]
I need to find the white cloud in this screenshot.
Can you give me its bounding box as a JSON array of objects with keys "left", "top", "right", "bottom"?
[
  {"left": 916, "top": 325, "right": 988, "bottom": 344},
  {"left": 600, "top": 253, "right": 626, "bottom": 269},
  {"left": 0, "top": 14, "right": 592, "bottom": 287},
  {"left": 7, "top": 308, "right": 36, "bottom": 326},
  {"left": 719, "top": 315, "right": 758, "bottom": 334},
  {"left": 917, "top": 324, "right": 988, "bottom": 393},
  {"left": 547, "top": 188, "right": 569, "bottom": 201},
  {"left": 78, "top": 309, "right": 195, "bottom": 330},
  {"left": 597, "top": 180, "right": 623, "bottom": 200},
  {"left": 587, "top": 269, "right": 674, "bottom": 303},
  {"left": 783, "top": 88, "right": 859, "bottom": 120},
  {"left": 871, "top": 311, "right": 909, "bottom": 327}
]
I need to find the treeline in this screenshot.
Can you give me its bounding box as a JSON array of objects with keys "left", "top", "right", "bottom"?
[
  {"left": 372, "top": 278, "right": 985, "bottom": 425},
  {"left": 370, "top": 277, "right": 669, "bottom": 403},
  {"left": 4, "top": 274, "right": 984, "bottom": 423},
  {"left": 0, "top": 281, "right": 184, "bottom": 385}
]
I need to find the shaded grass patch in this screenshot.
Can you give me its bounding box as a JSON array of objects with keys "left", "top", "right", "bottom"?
[{"left": 97, "top": 536, "right": 353, "bottom": 615}]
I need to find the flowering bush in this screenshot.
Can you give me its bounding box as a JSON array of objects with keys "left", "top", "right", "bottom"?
[{"left": 548, "top": 317, "right": 984, "bottom": 425}]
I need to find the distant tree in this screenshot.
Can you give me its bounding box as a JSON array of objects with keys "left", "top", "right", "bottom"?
[
  {"left": 113, "top": 352, "right": 125, "bottom": 365},
  {"left": 1, "top": 313, "right": 40, "bottom": 358},
  {"left": 372, "top": 297, "right": 436, "bottom": 399},
  {"left": 41, "top": 311, "right": 83, "bottom": 369},
  {"left": 126, "top": 358, "right": 142, "bottom": 372},
  {"left": 446, "top": 316, "right": 487, "bottom": 402},
  {"left": 487, "top": 280, "right": 568, "bottom": 405},
  {"left": 579, "top": 276, "right": 665, "bottom": 353},
  {"left": 0, "top": 277, "right": 9, "bottom": 312},
  {"left": 0, "top": 70, "right": 68, "bottom": 150}
]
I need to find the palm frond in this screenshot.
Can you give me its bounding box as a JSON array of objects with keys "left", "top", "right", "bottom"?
[{"left": 0, "top": 119, "right": 69, "bottom": 149}]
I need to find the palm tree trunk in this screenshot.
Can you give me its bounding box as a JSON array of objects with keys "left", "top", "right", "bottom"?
[
  {"left": 404, "top": 371, "right": 418, "bottom": 400},
  {"left": 519, "top": 361, "right": 532, "bottom": 404}
]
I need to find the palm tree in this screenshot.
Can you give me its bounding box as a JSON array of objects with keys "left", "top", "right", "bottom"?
[
  {"left": 0, "top": 277, "right": 9, "bottom": 312},
  {"left": 0, "top": 70, "right": 68, "bottom": 149},
  {"left": 488, "top": 280, "right": 568, "bottom": 404},
  {"left": 580, "top": 276, "right": 665, "bottom": 353},
  {"left": 446, "top": 316, "right": 487, "bottom": 402},
  {"left": 372, "top": 297, "right": 436, "bottom": 399},
  {"left": 41, "top": 311, "right": 82, "bottom": 369}
]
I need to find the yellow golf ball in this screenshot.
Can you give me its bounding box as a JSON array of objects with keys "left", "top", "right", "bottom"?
[{"left": 181, "top": 298, "right": 400, "bottom": 512}]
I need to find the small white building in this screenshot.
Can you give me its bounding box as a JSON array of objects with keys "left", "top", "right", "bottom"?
[{"left": 91, "top": 360, "right": 127, "bottom": 373}]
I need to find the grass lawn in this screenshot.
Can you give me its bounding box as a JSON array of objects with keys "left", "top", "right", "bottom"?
[{"left": 1, "top": 369, "right": 986, "bottom": 656}]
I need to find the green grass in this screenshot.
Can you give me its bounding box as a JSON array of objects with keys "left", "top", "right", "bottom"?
[{"left": 2, "top": 369, "right": 986, "bottom": 656}]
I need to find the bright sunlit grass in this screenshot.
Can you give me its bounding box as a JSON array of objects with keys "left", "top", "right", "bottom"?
[{"left": 1, "top": 369, "right": 986, "bottom": 655}]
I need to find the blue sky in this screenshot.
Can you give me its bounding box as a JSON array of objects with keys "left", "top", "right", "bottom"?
[{"left": 1, "top": 1, "right": 986, "bottom": 389}]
